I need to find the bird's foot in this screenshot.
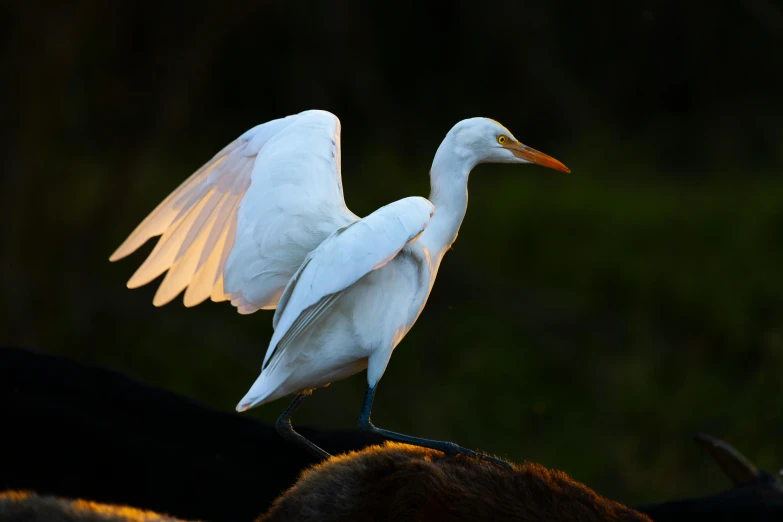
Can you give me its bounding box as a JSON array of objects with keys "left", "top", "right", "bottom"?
[{"left": 438, "top": 442, "right": 512, "bottom": 471}]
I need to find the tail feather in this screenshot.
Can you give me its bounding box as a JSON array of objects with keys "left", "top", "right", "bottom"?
[{"left": 236, "top": 371, "right": 288, "bottom": 412}]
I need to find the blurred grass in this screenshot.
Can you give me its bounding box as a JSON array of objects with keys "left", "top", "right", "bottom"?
[{"left": 4, "top": 144, "right": 783, "bottom": 507}]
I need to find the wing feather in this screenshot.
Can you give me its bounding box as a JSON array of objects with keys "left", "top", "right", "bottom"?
[
  {"left": 110, "top": 149, "right": 232, "bottom": 262},
  {"left": 261, "top": 196, "right": 434, "bottom": 369},
  {"left": 110, "top": 110, "right": 357, "bottom": 311},
  {"left": 263, "top": 292, "right": 340, "bottom": 376},
  {"left": 183, "top": 219, "right": 229, "bottom": 307},
  {"left": 153, "top": 204, "right": 216, "bottom": 306},
  {"left": 126, "top": 189, "right": 214, "bottom": 289},
  {"left": 212, "top": 206, "right": 239, "bottom": 304}
]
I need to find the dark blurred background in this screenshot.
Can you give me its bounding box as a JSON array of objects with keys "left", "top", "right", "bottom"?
[{"left": 2, "top": 0, "right": 783, "bottom": 507}]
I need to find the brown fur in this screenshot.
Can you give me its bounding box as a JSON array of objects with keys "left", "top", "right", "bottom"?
[
  {"left": 0, "top": 490, "right": 194, "bottom": 522},
  {"left": 259, "top": 442, "right": 652, "bottom": 522}
]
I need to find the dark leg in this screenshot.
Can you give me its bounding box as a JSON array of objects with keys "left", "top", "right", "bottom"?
[
  {"left": 357, "top": 385, "right": 511, "bottom": 470},
  {"left": 276, "top": 391, "right": 331, "bottom": 460}
]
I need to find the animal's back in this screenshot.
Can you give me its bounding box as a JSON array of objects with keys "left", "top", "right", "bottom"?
[
  {"left": 0, "top": 490, "right": 193, "bottom": 522},
  {"left": 258, "top": 442, "right": 652, "bottom": 522}
]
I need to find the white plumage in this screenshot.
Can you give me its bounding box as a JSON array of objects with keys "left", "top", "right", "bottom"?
[
  {"left": 111, "top": 111, "right": 355, "bottom": 313},
  {"left": 111, "top": 109, "right": 569, "bottom": 460},
  {"left": 245, "top": 196, "right": 433, "bottom": 406}
]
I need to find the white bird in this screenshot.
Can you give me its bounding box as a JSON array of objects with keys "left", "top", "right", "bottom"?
[{"left": 110, "top": 110, "right": 569, "bottom": 466}]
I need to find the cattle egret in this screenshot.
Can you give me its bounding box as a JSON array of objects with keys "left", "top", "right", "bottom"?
[{"left": 110, "top": 110, "right": 569, "bottom": 468}]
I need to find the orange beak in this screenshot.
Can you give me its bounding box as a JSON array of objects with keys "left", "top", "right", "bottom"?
[{"left": 507, "top": 142, "right": 570, "bottom": 173}]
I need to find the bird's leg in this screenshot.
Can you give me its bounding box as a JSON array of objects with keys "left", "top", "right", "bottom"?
[
  {"left": 357, "top": 385, "right": 512, "bottom": 470},
  {"left": 276, "top": 390, "right": 331, "bottom": 460}
]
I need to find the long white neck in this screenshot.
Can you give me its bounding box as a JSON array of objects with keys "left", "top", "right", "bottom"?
[{"left": 418, "top": 131, "right": 477, "bottom": 267}]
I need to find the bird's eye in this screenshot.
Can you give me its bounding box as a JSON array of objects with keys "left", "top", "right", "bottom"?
[{"left": 497, "top": 135, "right": 507, "bottom": 145}]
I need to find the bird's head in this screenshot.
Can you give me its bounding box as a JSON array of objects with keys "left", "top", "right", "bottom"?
[{"left": 450, "top": 117, "right": 570, "bottom": 173}]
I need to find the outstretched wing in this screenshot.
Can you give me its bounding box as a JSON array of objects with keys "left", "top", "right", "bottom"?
[
  {"left": 262, "top": 196, "right": 434, "bottom": 371},
  {"left": 110, "top": 110, "right": 358, "bottom": 313}
]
